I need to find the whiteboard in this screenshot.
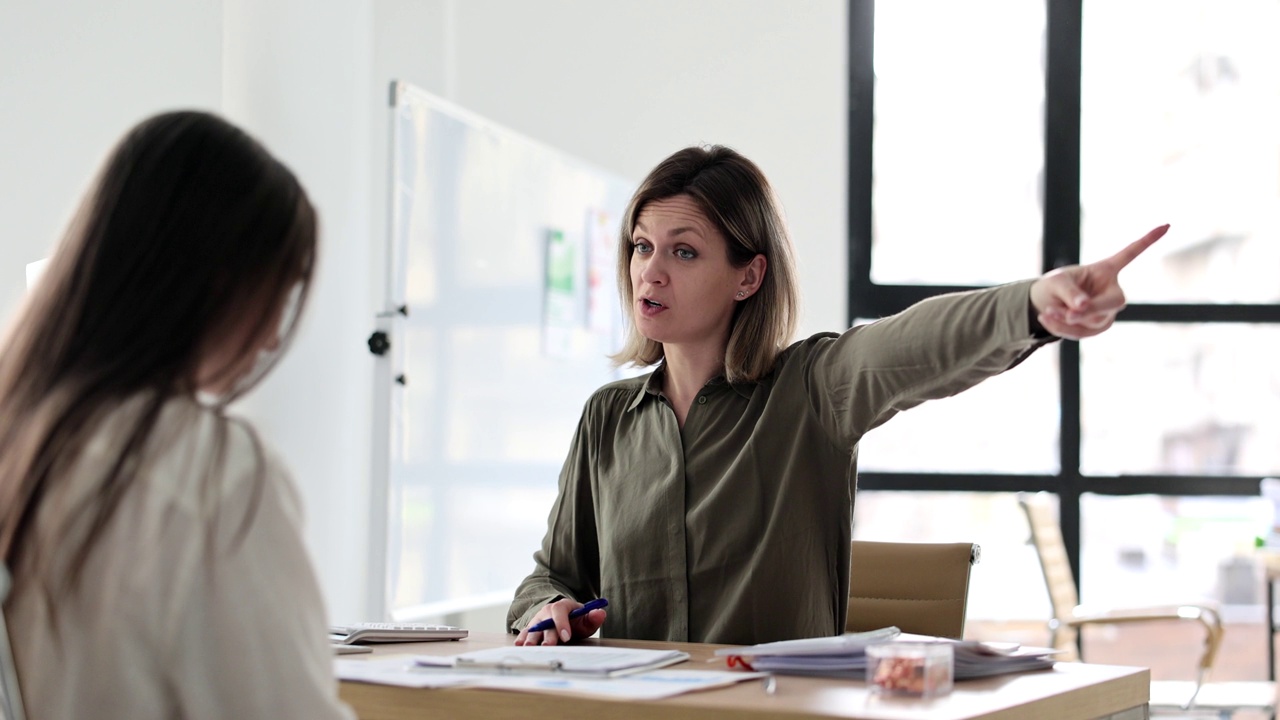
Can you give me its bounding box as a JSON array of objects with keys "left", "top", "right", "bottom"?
[{"left": 374, "top": 82, "right": 636, "bottom": 620}]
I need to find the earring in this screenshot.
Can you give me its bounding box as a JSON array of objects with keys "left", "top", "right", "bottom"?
[{"left": 736, "top": 291, "right": 746, "bottom": 298}]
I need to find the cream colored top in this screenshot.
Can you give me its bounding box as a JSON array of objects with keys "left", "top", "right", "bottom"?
[{"left": 8, "top": 397, "right": 353, "bottom": 720}]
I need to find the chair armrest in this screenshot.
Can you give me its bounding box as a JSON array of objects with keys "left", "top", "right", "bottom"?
[
  {"left": 1066, "top": 604, "right": 1218, "bottom": 625},
  {"left": 1059, "top": 604, "right": 1223, "bottom": 674}
]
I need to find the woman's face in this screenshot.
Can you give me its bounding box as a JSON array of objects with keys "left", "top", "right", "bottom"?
[{"left": 629, "top": 195, "right": 752, "bottom": 352}]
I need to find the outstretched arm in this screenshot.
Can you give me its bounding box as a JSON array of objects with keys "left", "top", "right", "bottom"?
[{"left": 801, "top": 224, "right": 1168, "bottom": 448}]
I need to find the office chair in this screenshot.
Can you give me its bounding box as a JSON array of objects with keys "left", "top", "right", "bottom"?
[
  {"left": 1018, "top": 492, "right": 1276, "bottom": 719},
  {"left": 846, "top": 540, "right": 981, "bottom": 639},
  {"left": 0, "top": 564, "right": 27, "bottom": 720}
]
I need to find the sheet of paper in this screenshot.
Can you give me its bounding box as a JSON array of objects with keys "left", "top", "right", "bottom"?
[
  {"left": 338, "top": 656, "right": 764, "bottom": 700},
  {"left": 714, "top": 627, "right": 902, "bottom": 657},
  {"left": 335, "top": 657, "right": 475, "bottom": 689},
  {"left": 467, "top": 669, "right": 767, "bottom": 700},
  {"left": 418, "top": 645, "right": 691, "bottom": 676}
]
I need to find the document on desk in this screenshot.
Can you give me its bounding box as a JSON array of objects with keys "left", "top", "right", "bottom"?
[
  {"left": 336, "top": 652, "right": 764, "bottom": 700},
  {"left": 716, "top": 629, "right": 1059, "bottom": 680},
  {"left": 335, "top": 656, "right": 476, "bottom": 688},
  {"left": 459, "top": 668, "right": 767, "bottom": 700},
  {"left": 714, "top": 626, "right": 902, "bottom": 657},
  {"left": 414, "top": 645, "right": 691, "bottom": 676}
]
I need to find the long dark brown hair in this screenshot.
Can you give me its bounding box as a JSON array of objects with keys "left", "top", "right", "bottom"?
[
  {"left": 611, "top": 145, "right": 799, "bottom": 383},
  {"left": 0, "top": 111, "right": 316, "bottom": 595}
]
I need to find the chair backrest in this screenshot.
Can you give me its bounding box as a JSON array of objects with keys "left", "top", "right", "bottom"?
[
  {"left": 0, "top": 564, "right": 28, "bottom": 720},
  {"left": 1017, "top": 492, "right": 1083, "bottom": 660},
  {"left": 846, "top": 540, "right": 980, "bottom": 639}
]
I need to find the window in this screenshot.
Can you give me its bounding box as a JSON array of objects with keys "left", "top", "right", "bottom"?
[
  {"left": 849, "top": 1, "right": 1280, "bottom": 667},
  {"left": 870, "top": 0, "right": 1044, "bottom": 287}
]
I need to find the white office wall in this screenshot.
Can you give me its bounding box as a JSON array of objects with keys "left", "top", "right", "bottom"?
[
  {"left": 373, "top": 0, "right": 849, "bottom": 339},
  {"left": 1, "top": 0, "right": 847, "bottom": 626},
  {"left": 0, "top": 0, "right": 380, "bottom": 624},
  {"left": 0, "top": 0, "right": 223, "bottom": 323},
  {"left": 371, "top": 0, "right": 848, "bottom": 629},
  {"left": 470, "top": 0, "right": 850, "bottom": 339},
  {"left": 221, "top": 0, "right": 377, "bottom": 624}
]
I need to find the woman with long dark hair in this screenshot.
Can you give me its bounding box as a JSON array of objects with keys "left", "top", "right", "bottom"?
[{"left": 0, "top": 112, "right": 352, "bottom": 718}]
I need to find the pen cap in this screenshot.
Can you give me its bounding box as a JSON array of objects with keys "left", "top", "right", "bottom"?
[{"left": 867, "top": 642, "right": 953, "bottom": 699}]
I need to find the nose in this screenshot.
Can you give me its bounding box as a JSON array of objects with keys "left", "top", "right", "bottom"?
[{"left": 636, "top": 253, "right": 668, "bottom": 286}]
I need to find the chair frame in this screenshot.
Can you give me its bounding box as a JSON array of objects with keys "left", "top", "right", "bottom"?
[{"left": 1018, "top": 492, "right": 1275, "bottom": 719}]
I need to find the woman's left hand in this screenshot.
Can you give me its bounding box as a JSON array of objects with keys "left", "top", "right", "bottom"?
[{"left": 1029, "top": 224, "right": 1169, "bottom": 340}]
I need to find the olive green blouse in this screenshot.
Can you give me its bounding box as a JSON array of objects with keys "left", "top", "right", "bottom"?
[{"left": 508, "top": 280, "right": 1051, "bottom": 645}]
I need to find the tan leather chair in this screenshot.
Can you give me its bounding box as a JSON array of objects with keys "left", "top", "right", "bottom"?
[
  {"left": 846, "top": 540, "right": 980, "bottom": 639},
  {"left": 1018, "top": 492, "right": 1276, "bottom": 719},
  {"left": 0, "top": 564, "right": 27, "bottom": 720}
]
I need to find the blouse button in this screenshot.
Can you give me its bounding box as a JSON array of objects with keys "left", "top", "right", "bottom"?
[{"left": 697, "top": 396, "right": 707, "bottom": 405}]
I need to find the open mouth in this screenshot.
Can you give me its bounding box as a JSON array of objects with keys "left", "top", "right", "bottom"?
[{"left": 638, "top": 297, "right": 666, "bottom": 317}]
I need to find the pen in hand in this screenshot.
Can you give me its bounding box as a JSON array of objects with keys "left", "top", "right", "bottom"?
[{"left": 524, "top": 597, "right": 610, "bottom": 634}]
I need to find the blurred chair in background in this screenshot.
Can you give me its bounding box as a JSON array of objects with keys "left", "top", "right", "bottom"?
[{"left": 1019, "top": 492, "right": 1275, "bottom": 719}]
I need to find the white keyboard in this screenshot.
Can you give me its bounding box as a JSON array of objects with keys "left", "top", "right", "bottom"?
[{"left": 329, "top": 622, "right": 468, "bottom": 645}]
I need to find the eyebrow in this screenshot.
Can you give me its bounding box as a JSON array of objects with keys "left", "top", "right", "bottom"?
[{"left": 634, "top": 221, "right": 705, "bottom": 238}]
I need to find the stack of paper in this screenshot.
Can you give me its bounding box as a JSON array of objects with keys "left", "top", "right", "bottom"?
[{"left": 716, "top": 627, "right": 1058, "bottom": 680}]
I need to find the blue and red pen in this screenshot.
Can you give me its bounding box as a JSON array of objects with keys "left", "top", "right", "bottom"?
[{"left": 525, "top": 597, "right": 609, "bottom": 634}]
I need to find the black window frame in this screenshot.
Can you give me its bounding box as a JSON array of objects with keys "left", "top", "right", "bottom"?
[{"left": 848, "top": 0, "right": 1280, "bottom": 601}]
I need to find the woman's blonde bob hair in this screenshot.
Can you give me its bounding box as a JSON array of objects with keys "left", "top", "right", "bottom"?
[{"left": 611, "top": 145, "right": 799, "bottom": 383}]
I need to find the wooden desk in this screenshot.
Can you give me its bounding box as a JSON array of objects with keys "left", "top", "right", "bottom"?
[{"left": 338, "top": 632, "right": 1149, "bottom": 720}]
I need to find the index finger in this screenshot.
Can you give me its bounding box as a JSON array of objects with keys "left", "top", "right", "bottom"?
[
  {"left": 1100, "top": 224, "right": 1169, "bottom": 272},
  {"left": 544, "top": 603, "right": 575, "bottom": 644}
]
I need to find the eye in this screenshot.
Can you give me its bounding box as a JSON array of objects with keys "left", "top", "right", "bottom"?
[
  {"left": 675, "top": 248, "right": 696, "bottom": 260},
  {"left": 632, "top": 240, "right": 653, "bottom": 255}
]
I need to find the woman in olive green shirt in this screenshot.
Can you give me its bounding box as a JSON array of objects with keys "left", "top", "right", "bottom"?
[{"left": 510, "top": 145, "right": 1167, "bottom": 646}]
